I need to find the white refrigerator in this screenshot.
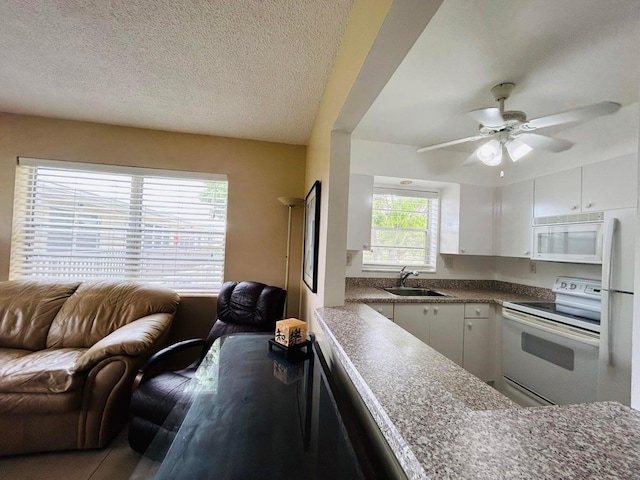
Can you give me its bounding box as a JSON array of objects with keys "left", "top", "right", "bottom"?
[{"left": 597, "top": 208, "right": 636, "bottom": 405}]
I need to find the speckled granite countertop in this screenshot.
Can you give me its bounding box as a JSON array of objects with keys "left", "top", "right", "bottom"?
[
  {"left": 315, "top": 303, "right": 640, "bottom": 479},
  {"left": 345, "top": 285, "right": 546, "bottom": 305},
  {"left": 344, "top": 278, "right": 555, "bottom": 305}
]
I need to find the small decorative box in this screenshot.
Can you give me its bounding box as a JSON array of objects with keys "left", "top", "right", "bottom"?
[{"left": 274, "top": 318, "right": 307, "bottom": 347}]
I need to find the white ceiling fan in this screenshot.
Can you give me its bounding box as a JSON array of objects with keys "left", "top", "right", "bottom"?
[{"left": 416, "top": 82, "right": 621, "bottom": 166}]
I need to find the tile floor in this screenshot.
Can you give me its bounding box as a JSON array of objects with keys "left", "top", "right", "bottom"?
[{"left": 0, "top": 427, "right": 141, "bottom": 480}]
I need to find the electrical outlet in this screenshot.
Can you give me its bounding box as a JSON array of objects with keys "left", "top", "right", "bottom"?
[
  {"left": 529, "top": 261, "right": 537, "bottom": 274},
  {"left": 443, "top": 256, "right": 453, "bottom": 269}
]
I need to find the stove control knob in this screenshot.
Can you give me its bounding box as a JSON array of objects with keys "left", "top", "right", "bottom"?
[
  {"left": 570, "top": 283, "right": 577, "bottom": 290},
  {"left": 561, "top": 282, "right": 567, "bottom": 288}
]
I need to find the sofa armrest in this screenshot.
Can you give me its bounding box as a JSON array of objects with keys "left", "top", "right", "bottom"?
[{"left": 73, "top": 313, "right": 173, "bottom": 372}]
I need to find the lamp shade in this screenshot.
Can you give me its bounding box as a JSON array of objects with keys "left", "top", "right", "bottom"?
[
  {"left": 476, "top": 140, "right": 502, "bottom": 166},
  {"left": 278, "top": 197, "right": 304, "bottom": 207},
  {"left": 506, "top": 139, "right": 533, "bottom": 162}
]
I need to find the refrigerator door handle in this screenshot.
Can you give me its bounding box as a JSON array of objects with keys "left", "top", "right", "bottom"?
[
  {"left": 601, "top": 217, "right": 618, "bottom": 366},
  {"left": 602, "top": 217, "right": 618, "bottom": 291},
  {"left": 602, "top": 291, "right": 615, "bottom": 366}
]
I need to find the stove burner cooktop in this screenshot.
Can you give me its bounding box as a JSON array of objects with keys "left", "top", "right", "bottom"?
[{"left": 504, "top": 301, "right": 601, "bottom": 333}]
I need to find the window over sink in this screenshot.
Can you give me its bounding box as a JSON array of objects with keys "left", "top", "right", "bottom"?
[{"left": 363, "top": 187, "right": 439, "bottom": 271}]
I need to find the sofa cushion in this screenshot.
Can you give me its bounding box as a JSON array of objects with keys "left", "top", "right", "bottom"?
[
  {"left": 0, "top": 348, "right": 86, "bottom": 394},
  {"left": 0, "top": 281, "right": 80, "bottom": 350},
  {"left": 46, "top": 281, "right": 179, "bottom": 348},
  {"left": 0, "top": 391, "right": 82, "bottom": 414},
  {"left": 0, "top": 347, "right": 32, "bottom": 362}
]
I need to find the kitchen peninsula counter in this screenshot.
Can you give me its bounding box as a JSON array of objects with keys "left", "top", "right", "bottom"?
[{"left": 315, "top": 303, "right": 640, "bottom": 479}]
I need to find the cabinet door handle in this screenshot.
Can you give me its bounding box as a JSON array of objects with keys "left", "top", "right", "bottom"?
[
  {"left": 570, "top": 205, "right": 579, "bottom": 211},
  {"left": 423, "top": 307, "right": 429, "bottom": 314},
  {"left": 475, "top": 308, "right": 481, "bottom": 315},
  {"left": 524, "top": 250, "right": 530, "bottom": 256},
  {"left": 433, "top": 307, "right": 439, "bottom": 314},
  {"left": 460, "top": 248, "right": 466, "bottom": 253},
  {"left": 585, "top": 202, "right": 593, "bottom": 209},
  {"left": 467, "top": 322, "right": 472, "bottom": 329}
]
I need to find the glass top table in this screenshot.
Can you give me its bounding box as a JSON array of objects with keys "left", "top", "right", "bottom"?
[{"left": 130, "top": 333, "right": 368, "bottom": 479}]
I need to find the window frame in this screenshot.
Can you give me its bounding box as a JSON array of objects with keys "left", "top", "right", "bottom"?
[
  {"left": 362, "top": 186, "right": 439, "bottom": 272},
  {"left": 10, "top": 157, "right": 228, "bottom": 294}
]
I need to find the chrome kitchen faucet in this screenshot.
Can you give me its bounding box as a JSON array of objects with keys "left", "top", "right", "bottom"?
[{"left": 399, "top": 266, "right": 419, "bottom": 287}]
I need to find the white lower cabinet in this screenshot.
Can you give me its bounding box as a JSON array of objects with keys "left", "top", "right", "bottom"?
[
  {"left": 463, "top": 317, "right": 493, "bottom": 382},
  {"left": 394, "top": 303, "right": 430, "bottom": 343},
  {"left": 394, "top": 302, "right": 494, "bottom": 381},
  {"left": 463, "top": 303, "right": 494, "bottom": 382},
  {"left": 394, "top": 303, "right": 464, "bottom": 365},
  {"left": 429, "top": 304, "right": 464, "bottom": 366}
]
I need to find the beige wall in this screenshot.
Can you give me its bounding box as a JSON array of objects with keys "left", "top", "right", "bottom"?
[
  {"left": 302, "top": 0, "right": 393, "bottom": 322},
  {"left": 301, "top": 0, "right": 442, "bottom": 322},
  {"left": 0, "top": 113, "right": 306, "bottom": 316}
]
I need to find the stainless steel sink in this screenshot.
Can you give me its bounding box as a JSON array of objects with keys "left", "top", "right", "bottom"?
[{"left": 383, "top": 287, "right": 448, "bottom": 297}]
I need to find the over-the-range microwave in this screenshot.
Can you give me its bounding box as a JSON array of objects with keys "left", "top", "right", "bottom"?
[{"left": 531, "top": 212, "right": 604, "bottom": 264}]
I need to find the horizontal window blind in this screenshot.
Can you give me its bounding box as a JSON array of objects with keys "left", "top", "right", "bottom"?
[
  {"left": 363, "top": 188, "right": 439, "bottom": 271},
  {"left": 10, "top": 158, "right": 228, "bottom": 293}
]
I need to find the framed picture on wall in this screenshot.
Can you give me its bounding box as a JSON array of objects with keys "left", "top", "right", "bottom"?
[{"left": 303, "top": 180, "right": 321, "bottom": 293}]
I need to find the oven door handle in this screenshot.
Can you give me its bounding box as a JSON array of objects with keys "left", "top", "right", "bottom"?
[{"left": 503, "top": 309, "right": 600, "bottom": 347}]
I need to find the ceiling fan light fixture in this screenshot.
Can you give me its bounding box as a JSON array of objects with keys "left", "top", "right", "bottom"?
[
  {"left": 476, "top": 139, "right": 502, "bottom": 166},
  {"left": 416, "top": 82, "right": 619, "bottom": 170},
  {"left": 506, "top": 139, "right": 533, "bottom": 162}
]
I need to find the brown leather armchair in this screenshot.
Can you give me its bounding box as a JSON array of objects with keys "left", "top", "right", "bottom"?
[
  {"left": 127, "top": 280, "right": 286, "bottom": 454},
  {"left": 0, "top": 280, "right": 179, "bottom": 456}
]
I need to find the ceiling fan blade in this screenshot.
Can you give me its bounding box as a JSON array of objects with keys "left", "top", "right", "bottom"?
[
  {"left": 517, "top": 133, "right": 574, "bottom": 153},
  {"left": 525, "top": 101, "right": 621, "bottom": 130},
  {"left": 416, "top": 135, "right": 485, "bottom": 153},
  {"left": 462, "top": 149, "right": 481, "bottom": 167},
  {"left": 468, "top": 108, "right": 505, "bottom": 128}
]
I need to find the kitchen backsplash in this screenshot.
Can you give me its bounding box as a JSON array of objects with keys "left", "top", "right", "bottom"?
[{"left": 345, "top": 277, "right": 555, "bottom": 301}]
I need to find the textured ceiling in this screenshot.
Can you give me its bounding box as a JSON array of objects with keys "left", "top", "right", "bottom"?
[
  {"left": 0, "top": 0, "right": 354, "bottom": 144},
  {"left": 354, "top": 0, "right": 640, "bottom": 149}
]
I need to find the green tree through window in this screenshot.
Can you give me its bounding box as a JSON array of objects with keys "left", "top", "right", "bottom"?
[{"left": 363, "top": 190, "right": 438, "bottom": 270}]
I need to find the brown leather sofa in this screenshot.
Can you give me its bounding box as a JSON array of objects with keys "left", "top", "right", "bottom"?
[{"left": 0, "top": 280, "right": 179, "bottom": 456}]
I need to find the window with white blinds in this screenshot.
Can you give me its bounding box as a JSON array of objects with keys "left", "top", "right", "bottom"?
[
  {"left": 10, "top": 158, "right": 228, "bottom": 293},
  {"left": 362, "top": 187, "right": 439, "bottom": 271}
]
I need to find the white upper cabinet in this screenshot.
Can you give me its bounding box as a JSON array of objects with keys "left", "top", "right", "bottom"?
[
  {"left": 534, "top": 168, "right": 582, "bottom": 217},
  {"left": 346, "top": 174, "right": 373, "bottom": 251},
  {"left": 499, "top": 179, "right": 533, "bottom": 258},
  {"left": 581, "top": 155, "right": 638, "bottom": 212},
  {"left": 534, "top": 155, "right": 638, "bottom": 218},
  {"left": 440, "top": 184, "right": 497, "bottom": 255}
]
